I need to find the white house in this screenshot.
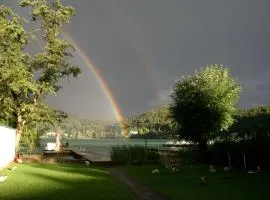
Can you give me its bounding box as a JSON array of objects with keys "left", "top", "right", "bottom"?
[
  {"left": 128, "top": 130, "right": 138, "bottom": 137},
  {"left": 0, "top": 125, "right": 16, "bottom": 169}
]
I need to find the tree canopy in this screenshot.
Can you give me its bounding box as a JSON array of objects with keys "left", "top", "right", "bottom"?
[
  {"left": 170, "top": 65, "right": 241, "bottom": 156},
  {"left": 41, "top": 115, "right": 122, "bottom": 139},
  {"left": 0, "top": 0, "right": 80, "bottom": 153},
  {"left": 126, "top": 105, "right": 177, "bottom": 137},
  {"left": 229, "top": 106, "right": 270, "bottom": 141}
]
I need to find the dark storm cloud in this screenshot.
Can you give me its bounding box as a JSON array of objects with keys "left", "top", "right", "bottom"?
[
  {"left": 2, "top": 0, "right": 270, "bottom": 119},
  {"left": 256, "top": 82, "right": 270, "bottom": 91}
]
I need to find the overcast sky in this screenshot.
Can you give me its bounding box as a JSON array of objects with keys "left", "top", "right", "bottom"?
[{"left": 2, "top": 0, "right": 270, "bottom": 120}]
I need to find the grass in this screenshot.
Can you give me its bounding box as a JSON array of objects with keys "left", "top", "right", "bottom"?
[
  {"left": 0, "top": 163, "right": 134, "bottom": 200},
  {"left": 122, "top": 164, "right": 269, "bottom": 200}
]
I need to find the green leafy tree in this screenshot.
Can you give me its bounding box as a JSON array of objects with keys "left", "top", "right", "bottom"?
[
  {"left": 20, "top": 125, "right": 41, "bottom": 153},
  {"left": 55, "top": 116, "right": 121, "bottom": 139},
  {"left": 60, "top": 116, "right": 82, "bottom": 138},
  {"left": 0, "top": 1, "right": 80, "bottom": 153},
  {"left": 126, "top": 105, "right": 177, "bottom": 137},
  {"left": 229, "top": 106, "right": 270, "bottom": 140},
  {"left": 20, "top": 109, "right": 68, "bottom": 152},
  {"left": 170, "top": 65, "right": 241, "bottom": 159}
]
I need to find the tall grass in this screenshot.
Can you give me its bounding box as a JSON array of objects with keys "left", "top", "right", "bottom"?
[{"left": 110, "top": 145, "right": 159, "bottom": 165}]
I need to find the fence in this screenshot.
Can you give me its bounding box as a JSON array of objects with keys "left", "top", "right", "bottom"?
[{"left": 0, "top": 125, "right": 16, "bottom": 169}]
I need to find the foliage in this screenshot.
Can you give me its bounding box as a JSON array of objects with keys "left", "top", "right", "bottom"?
[
  {"left": 55, "top": 115, "right": 122, "bottom": 138},
  {"left": 20, "top": 125, "right": 41, "bottom": 153},
  {"left": 0, "top": 4, "right": 37, "bottom": 130},
  {"left": 208, "top": 140, "right": 270, "bottom": 169},
  {"left": 170, "top": 65, "right": 241, "bottom": 156},
  {"left": 0, "top": 1, "right": 80, "bottom": 152},
  {"left": 209, "top": 105, "right": 270, "bottom": 168},
  {"left": 129, "top": 132, "right": 171, "bottom": 139},
  {"left": 126, "top": 105, "right": 177, "bottom": 136},
  {"left": 110, "top": 145, "right": 160, "bottom": 165},
  {"left": 228, "top": 106, "right": 270, "bottom": 140},
  {"left": 59, "top": 115, "right": 82, "bottom": 138},
  {"left": 19, "top": 109, "right": 67, "bottom": 152}
]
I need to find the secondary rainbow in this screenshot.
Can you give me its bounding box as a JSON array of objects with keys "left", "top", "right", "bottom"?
[
  {"left": 101, "top": 1, "right": 161, "bottom": 100},
  {"left": 62, "top": 31, "right": 127, "bottom": 134}
]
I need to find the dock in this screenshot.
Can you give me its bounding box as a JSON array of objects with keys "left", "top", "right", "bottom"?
[
  {"left": 43, "top": 148, "right": 113, "bottom": 166},
  {"left": 69, "top": 148, "right": 111, "bottom": 162}
]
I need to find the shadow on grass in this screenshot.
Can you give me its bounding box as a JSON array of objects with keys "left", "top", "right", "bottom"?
[
  {"left": 0, "top": 163, "right": 134, "bottom": 200},
  {"left": 122, "top": 164, "right": 269, "bottom": 200},
  {"left": 30, "top": 163, "right": 108, "bottom": 176}
]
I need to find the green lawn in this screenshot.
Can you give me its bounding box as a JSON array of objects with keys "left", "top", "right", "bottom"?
[
  {"left": 122, "top": 164, "right": 269, "bottom": 200},
  {"left": 0, "top": 163, "right": 133, "bottom": 200}
]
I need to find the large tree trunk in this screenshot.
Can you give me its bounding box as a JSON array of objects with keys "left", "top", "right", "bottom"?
[
  {"left": 15, "top": 110, "right": 25, "bottom": 156},
  {"left": 55, "top": 128, "right": 61, "bottom": 152},
  {"left": 198, "top": 137, "right": 208, "bottom": 162}
]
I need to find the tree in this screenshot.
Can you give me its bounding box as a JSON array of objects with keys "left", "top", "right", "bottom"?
[
  {"left": 170, "top": 65, "right": 241, "bottom": 159},
  {"left": 230, "top": 106, "right": 270, "bottom": 140},
  {"left": 126, "top": 105, "right": 177, "bottom": 137},
  {"left": 0, "top": 1, "right": 80, "bottom": 154}
]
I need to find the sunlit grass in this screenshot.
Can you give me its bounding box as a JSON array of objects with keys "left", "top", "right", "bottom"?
[
  {"left": 122, "top": 164, "right": 269, "bottom": 200},
  {"left": 0, "top": 163, "right": 133, "bottom": 200}
]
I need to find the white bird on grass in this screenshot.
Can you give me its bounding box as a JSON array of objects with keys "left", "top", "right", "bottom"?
[
  {"left": 15, "top": 157, "right": 23, "bottom": 164},
  {"left": 152, "top": 169, "right": 160, "bottom": 174},
  {"left": 172, "top": 167, "right": 179, "bottom": 172},
  {"left": 223, "top": 166, "right": 231, "bottom": 172},
  {"left": 209, "top": 165, "right": 216, "bottom": 173},
  {"left": 200, "top": 176, "right": 207, "bottom": 185},
  {"left": 0, "top": 176, "right": 7, "bottom": 183},
  {"left": 248, "top": 166, "right": 261, "bottom": 174}
]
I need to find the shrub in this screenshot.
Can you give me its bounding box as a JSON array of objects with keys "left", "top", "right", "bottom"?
[
  {"left": 158, "top": 146, "right": 198, "bottom": 168},
  {"left": 177, "top": 148, "right": 198, "bottom": 164},
  {"left": 110, "top": 145, "right": 159, "bottom": 165},
  {"left": 208, "top": 139, "right": 270, "bottom": 169},
  {"left": 20, "top": 127, "right": 41, "bottom": 154}
]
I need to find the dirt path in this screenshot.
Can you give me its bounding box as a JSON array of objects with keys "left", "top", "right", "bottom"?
[{"left": 109, "top": 168, "right": 167, "bottom": 200}]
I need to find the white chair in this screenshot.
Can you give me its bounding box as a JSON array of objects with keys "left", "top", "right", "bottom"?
[{"left": 44, "top": 143, "right": 56, "bottom": 151}]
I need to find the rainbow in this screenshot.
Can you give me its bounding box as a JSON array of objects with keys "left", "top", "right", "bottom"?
[
  {"left": 62, "top": 31, "right": 127, "bottom": 135},
  {"left": 101, "top": 1, "right": 161, "bottom": 100}
]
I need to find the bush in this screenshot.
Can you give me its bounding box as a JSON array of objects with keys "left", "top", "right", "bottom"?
[
  {"left": 157, "top": 146, "right": 198, "bottom": 168},
  {"left": 177, "top": 148, "right": 198, "bottom": 164},
  {"left": 110, "top": 145, "right": 159, "bottom": 165},
  {"left": 208, "top": 139, "right": 270, "bottom": 169},
  {"left": 20, "top": 127, "right": 41, "bottom": 153}
]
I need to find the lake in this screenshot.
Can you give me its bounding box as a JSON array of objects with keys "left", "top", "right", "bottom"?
[{"left": 40, "top": 138, "right": 170, "bottom": 156}]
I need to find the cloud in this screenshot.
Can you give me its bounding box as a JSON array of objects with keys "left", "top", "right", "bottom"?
[
  {"left": 3, "top": 0, "right": 270, "bottom": 119},
  {"left": 148, "top": 87, "right": 173, "bottom": 107},
  {"left": 256, "top": 82, "right": 270, "bottom": 91}
]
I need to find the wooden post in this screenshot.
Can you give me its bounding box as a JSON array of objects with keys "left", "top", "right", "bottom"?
[
  {"left": 144, "top": 134, "right": 148, "bottom": 162},
  {"left": 228, "top": 152, "right": 231, "bottom": 167},
  {"left": 145, "top": 137, "right": 148, "bottom": 148},
  {"left": 243, "top": 154, "right": 246, "bottom": 170},
  {"left": 55, "top": 129, "right": 61, "bottom": 152}
]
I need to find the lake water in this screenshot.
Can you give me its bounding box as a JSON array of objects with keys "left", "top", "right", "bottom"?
[
  {"left": 41, "top": 138, "right": 169, "bottom": 147},
  {"left": 40, "top": 138, "right": 170, "bottom": 156}
]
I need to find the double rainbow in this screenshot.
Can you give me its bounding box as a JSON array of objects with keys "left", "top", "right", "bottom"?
[{"left": 63, "top": 31, "right": 127, "bottom": 135}]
